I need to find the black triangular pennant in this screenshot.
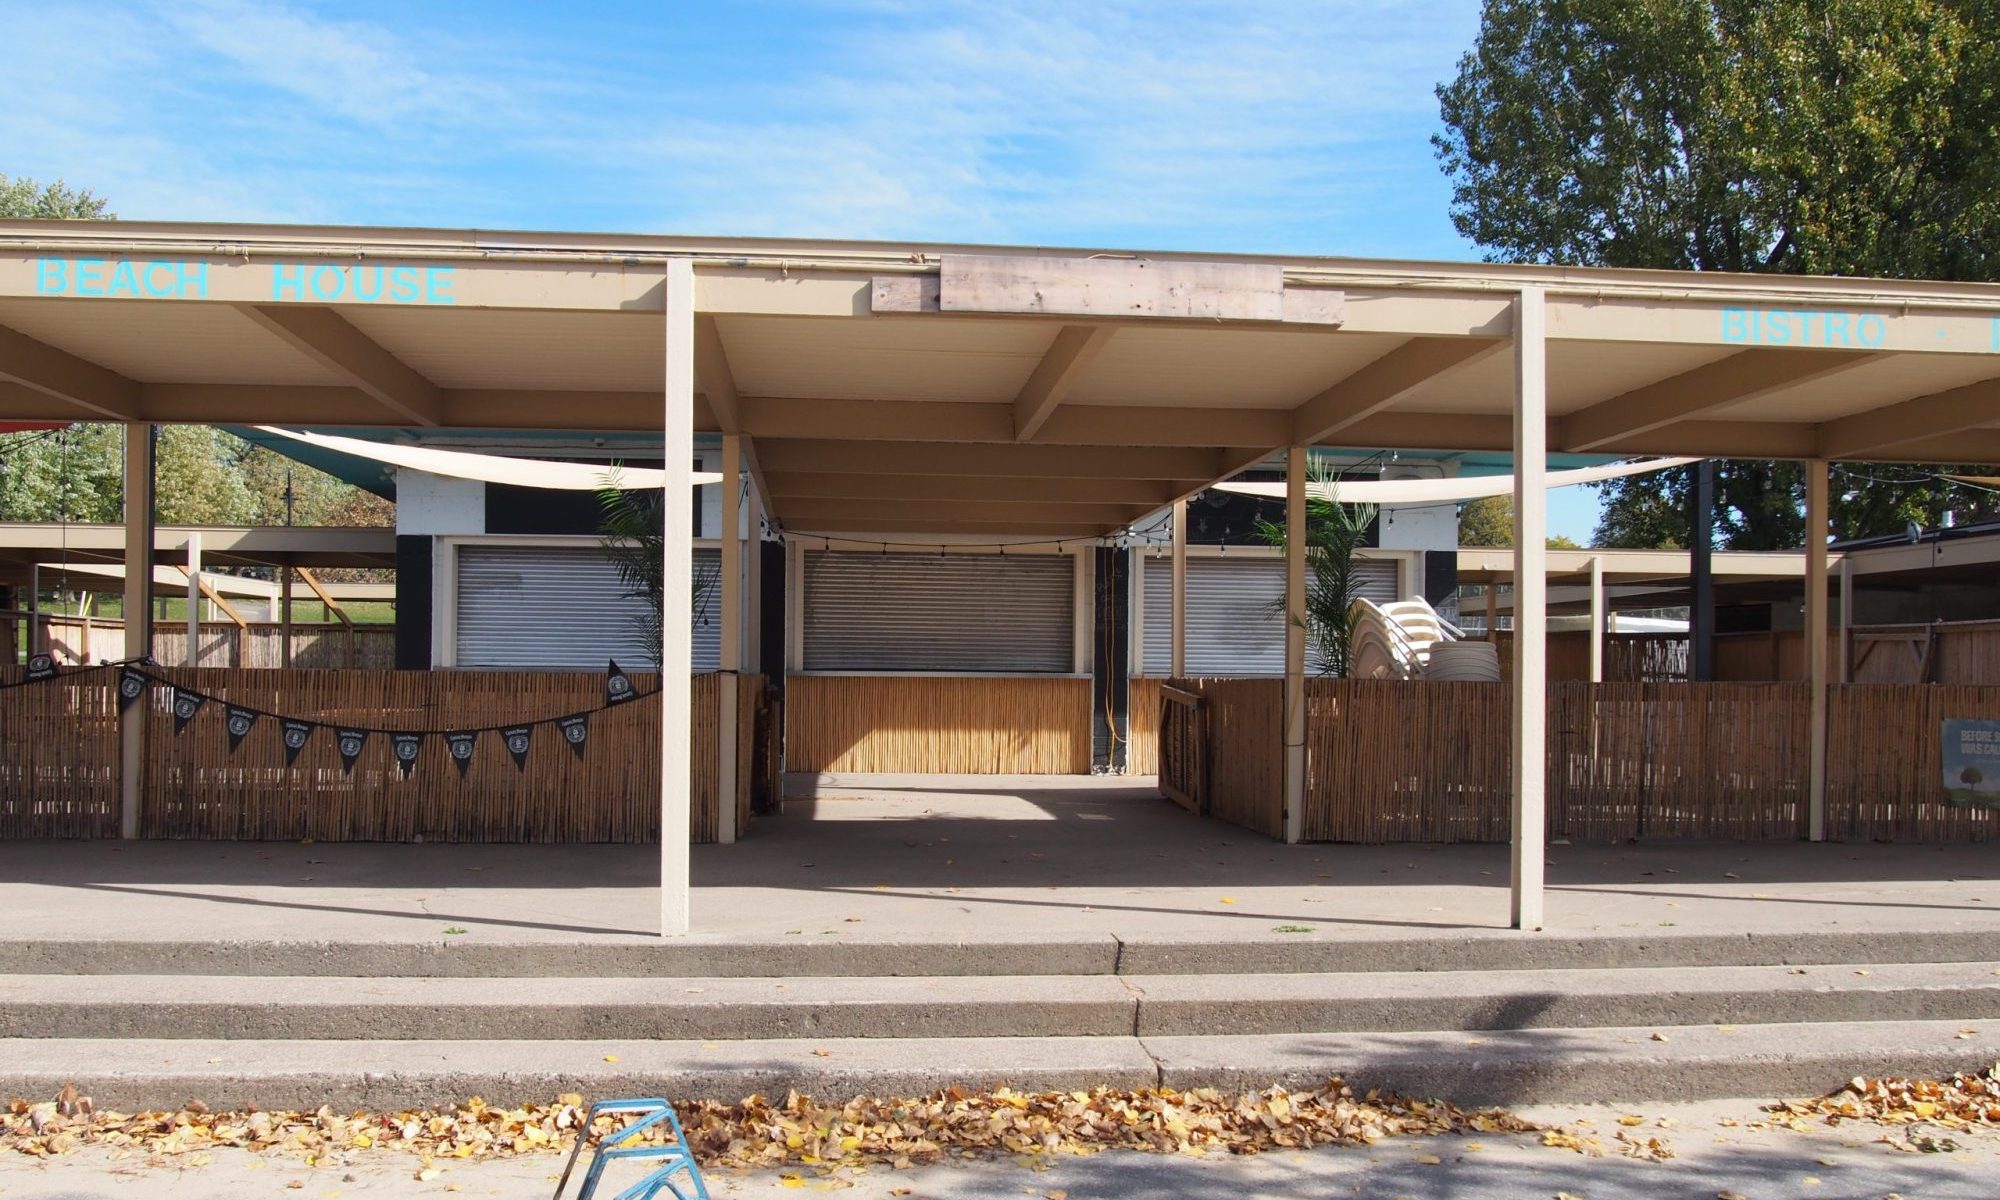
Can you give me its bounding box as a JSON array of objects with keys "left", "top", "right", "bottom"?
[
  {"left": 558, "top": 713, "right": 589, "bottom": 760},
  {"left": 606, "top": 659, "right": 637, "bottom": 706},
  {"left": 225, "top": 705, "right": 258, "bottom": 751},
  {"left": 116, "top": 667, "right": 151, "bottom": 713},
  {"left": 391, "top": 732, "right": 424, "bottom": 779},
  {"left": 445, "top": 730, "right": 478, "bottom": 778},
  {"left": 171, "top": 689, "right": 206, "bottom": 735},
  {"left": 24, "top": 653, "right": 57, "bottom": 682},
  {"left": 502, "top": 724, "right": 532, "bottom": 772},
  {"left": 281, "top": 720, "right": 314, "bottom": 766},
  {"left": 336, "top": 728, "right": 368, "bottom": 775}
]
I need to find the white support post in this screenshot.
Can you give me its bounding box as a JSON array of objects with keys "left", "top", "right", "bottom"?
[
  {"left": 660, "top": 259, "right": 697, "bottom": 935},
  {"left": 280, "top": 566, "right": 294, "bottom": 668},
  {"left": 1587, "top": 555, "right": 1605, "bottom": 684},
  {"left": 25, "top": 564, "right": 40, "bottom": 655},
  {"left": 120, "top": 424, "right": 154, "bottom": 839},
  {"left": 185, "top": 532, "right": 203, "bottom": 667},
  {"left": 1806, "top": 459, "right": 1829, "bottom": 842},
  {"left": 1510, "top": 287, "right": 1549, "bottom": 932},
  {"left": 1282, "top": 446, "right": 1306, "bottom": 845},
  {"left": 717, "top": 434, "right": 742, "bottom": 846},
  {"left": 1170, "top": 497, "right": 1188, "bottom": 678}
]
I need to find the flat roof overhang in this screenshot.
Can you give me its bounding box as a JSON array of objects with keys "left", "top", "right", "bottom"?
[{"left": 6, "top": 219, "right": 2000, "bottom": 540}]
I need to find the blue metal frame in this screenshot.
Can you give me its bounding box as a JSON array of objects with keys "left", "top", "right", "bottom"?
[{"left": 554, "top": 1098, "right": 710, "bottom": 1200}]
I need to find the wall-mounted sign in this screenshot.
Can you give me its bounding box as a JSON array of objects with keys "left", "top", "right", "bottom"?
[
  {"left": 34, "top": 257, "right": 457, "bottom": 305},
  {"left": 1942, "top": 718, "right": 2000, "bottom": 809}
]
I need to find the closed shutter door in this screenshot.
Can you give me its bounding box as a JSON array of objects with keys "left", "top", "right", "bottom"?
[
  {"left": 455, "top": 544, "right": 721, "bottom": 670},
  {"left": 1141, "top": 555, "right": 1400, "bottom": 676},
  {"left": 804, "top": 551, "right": 1073, "bottom": 672}
]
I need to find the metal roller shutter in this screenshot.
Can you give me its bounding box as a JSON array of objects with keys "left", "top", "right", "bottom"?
[
  {"left": 1141, "top": 554, "right": 1398, "bottom": 676},
  {"left": 803, "top": 551, "right": 1074, "bottom": 672},
  {"left": 455, "top": 544, "right": 722, "bottom": 670}
]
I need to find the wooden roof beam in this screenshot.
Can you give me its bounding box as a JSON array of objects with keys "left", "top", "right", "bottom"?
[
  {"left": 740, "top": 396, "right": 1289, "bottom": 447},
  {"left": 756, "top": 438, "right": 1233, "bottom": 481},
  {"left": 781, "top": 517, "right": 1117, "bottom": 537},
  {"left": 235, "top": 304, "right": 443, "bottom": 426},
  {"left": 1014, "top": 325, "right": 1114, "bottom": 440},
  {"left": 1290, "top": 336, "right": 1504, "bottom": 445},
  {"left": 1556, "top": 347, "right": 1879, "bottom": 453},
  {"left": 765, "top": 472, "right": 1181, "bottom": 505},
  {"left": 784, "top": 498, "right": 1142, "bottom": 527},
  {"left": 693, "top": 315, "right": 740, "bottom": 432},
  {"left": 0, "top": 322, "right": 142, "bottom": 419},
  {"left": 1816, "top": 375, "right": 2000, "bottom": 459}
]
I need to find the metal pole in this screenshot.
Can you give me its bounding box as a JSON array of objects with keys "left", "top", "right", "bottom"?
[
  {"left": 1806, "top": 460, "right": 1829, "bottom": 841},
  {"left": 120, "top": 424, "right": 155, "bottom": 839},
  {"left": 659, "top": 259, "right": 696, "bottom": 935},
  {"left": 1282, "top": 446, "right": 1306, "bottom": 845},
  {"left": 1510, "top": 287, "right": 1549, "bottom": 931},
  {"left": 1691, "top": 460, "right": 1715, "bottom": 681}
]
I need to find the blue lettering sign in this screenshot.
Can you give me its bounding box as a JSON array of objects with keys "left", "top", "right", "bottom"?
[
  {"left": 33, "top": 257, "right": 450, "bottom": 304},
  {"left": 1720, "top": 306, "right": 1892, "bottom": 348}
]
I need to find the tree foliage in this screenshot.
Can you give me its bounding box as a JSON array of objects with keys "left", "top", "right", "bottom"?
[
  {"left": 1458, "top": 494, "right": 1588, "bottom": 548},
  {"left": 1436, "top": 0, "right": 2000, "bottom": 548},
  {"left": 1254, "top": 461, "right": 1379, "bottom": 677},
  {"left": 0, "top": 172, "right": 113, "bottom": 220},
  {"left": 596, "top": 472, "right": 717, "bottom": 669}
]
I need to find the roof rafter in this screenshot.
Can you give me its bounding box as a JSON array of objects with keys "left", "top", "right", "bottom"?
[
  {"left": 1556, "top": 347, "right": 1880, "bottom": 452},
  {"left": 1290, "top": 336, "right": 1504, "bottom": 445},
  {"left": 0, "top": 322, "right": 142, "bottom": 419},
  {"left": 1014, "top": 324, "right": 1114, "bottom": 440},
  {"left": 235, "top": 304, "right": 443, "bottom": 426},
  {"left": 1816, "top": 375, "right": 2000, "bottom": 458}
]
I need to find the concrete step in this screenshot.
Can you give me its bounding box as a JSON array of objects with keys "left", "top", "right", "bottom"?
[
  {"left": 5, "top": 1019, "right": 1996, "bottom": 1111},
  {"left": 4, "top": 962, "right": 1996, "bottom": 1041},
  {"left": 5, "top": 927, "right": 1998, "bottom": 978}
]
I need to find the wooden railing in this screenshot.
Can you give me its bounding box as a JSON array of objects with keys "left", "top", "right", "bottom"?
[{"left": 1157, "top": 685, "right": 1208, "bottom": 813}]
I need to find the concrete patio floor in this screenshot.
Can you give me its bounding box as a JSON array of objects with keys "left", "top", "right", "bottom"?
[{"left": 2, "top": 774, "right": 1997, "bottom": 947}]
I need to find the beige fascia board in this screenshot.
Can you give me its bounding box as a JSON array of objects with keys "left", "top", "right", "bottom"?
[{"left": 1556, "top": 348, "right": 1880, "bottom": 452}]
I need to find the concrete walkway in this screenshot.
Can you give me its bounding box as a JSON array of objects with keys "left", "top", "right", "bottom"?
[{"left": 3, "top": 775, "right": 1995, "bottom": 947}]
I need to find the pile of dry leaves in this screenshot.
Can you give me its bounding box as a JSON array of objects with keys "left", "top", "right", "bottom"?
[
  {"left": 1, "top": 1080, "right": 1534, "bottom": 1170},
  {"left": 1786, "top": 1062, "right": 2000, "bottom": 1131}
]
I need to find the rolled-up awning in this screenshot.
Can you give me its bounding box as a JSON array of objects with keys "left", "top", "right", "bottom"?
[
  {"left": 1214, "top": 457, "right": 1696, "bottom": 505},
  {"left": 253, "top": 426, "right": 721, "bottom": 490}
]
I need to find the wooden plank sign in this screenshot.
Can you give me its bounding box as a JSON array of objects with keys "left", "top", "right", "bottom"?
[{"left": 922, "top": 254, "right": 1341, "bottom": 325}]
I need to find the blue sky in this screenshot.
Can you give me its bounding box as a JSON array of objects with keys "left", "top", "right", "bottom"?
[{"left": 0, "top": 0, "right": 1604, "bottom": 541}]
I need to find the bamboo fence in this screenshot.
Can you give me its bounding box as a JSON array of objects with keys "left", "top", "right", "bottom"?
[
  {"left": 135, "top": 667, "right": 739, "bottom": 844},
  {"left": 1547, "top": 682, "right": 1809, "bottom": 841},
  {"left": 1826, "top": 684, "right": 2000, "bottom": 841},
  {"left": 1169, "top": 677, "right": 1284, "bottom": 838},
  {"left": 0, "top": 666, "right": 122, "bottom": 839},
  {"left": 1126, "top": 676, "right": 1163, "bottom": 775},
  {"left": 1302, "top": 679, "right": 1512, "bottom": 843},
  {"left": 784, "top": 675, "right": 1091, "bottom": 774}
]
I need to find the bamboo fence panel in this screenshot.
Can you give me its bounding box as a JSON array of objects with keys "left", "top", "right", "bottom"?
[
  {"left": 1826, "top": 685, "right": 2000, "bottom": 841},
  {"left": 139, "top": 668, "right": 731, "bottom": 844},
  {"left": 1302, "top": 680, "right": 1512, "bottom": 843},
  {"left": 1548, "top": 683, "right": 1808, "bottom": 841},
  {"left": 1126, "top": 677, "right": 1163, "bottom": 775},
  {"left": 0, "top": 666, "right": 121, "bottom": 839},
  {"left": 1173, "top": 677, "right": 1283, "bottom": 838},
  {"left": 784, "top": 675, "right": 1091, "bottom": 774}
]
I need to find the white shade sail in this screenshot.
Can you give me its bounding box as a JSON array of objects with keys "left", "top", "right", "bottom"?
[
  {"left": 1213, "top": 457, "right": 1697, "bottom": 504},
  {"left": 253, "top": 426, "right": 722, "bottom": 491}
]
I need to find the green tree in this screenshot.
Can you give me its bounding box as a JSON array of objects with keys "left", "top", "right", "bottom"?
[
  {"left": 1255, "top": 461, "right": 1380, "bottom": 676},
  {"left": 0, "top": 425, "right": 123, "bottom": 522},
  {"left": 1437, "top": 0, "right": 2000, "bottom": 548},
  {"left": 0, "top": 172, "right": 112, "bottom": 219},
  {"left": 155, "top": 426, "right": 257, "bottom": 525},
  {"left": 1460, "top": 494, "right": 1595, "bottom": 548}
]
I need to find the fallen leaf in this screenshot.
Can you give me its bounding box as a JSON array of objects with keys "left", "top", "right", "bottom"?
[
  {"left": 602, "top": 1055, "right": 620, "bottom": 1063},
  {"left": 1217, "top": 897, "right": 1237, "bottom": 905},
  {"left": 813, "top": 1048, "right": 833, "bottom": 1058},
  {"left": 1415, "top": 1153, "right": 1442, "bottom": 1164}
]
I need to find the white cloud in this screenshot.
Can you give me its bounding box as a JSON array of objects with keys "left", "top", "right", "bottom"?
[{"left": 0, "top": 0, "right": 1479, "bottom": 254}]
